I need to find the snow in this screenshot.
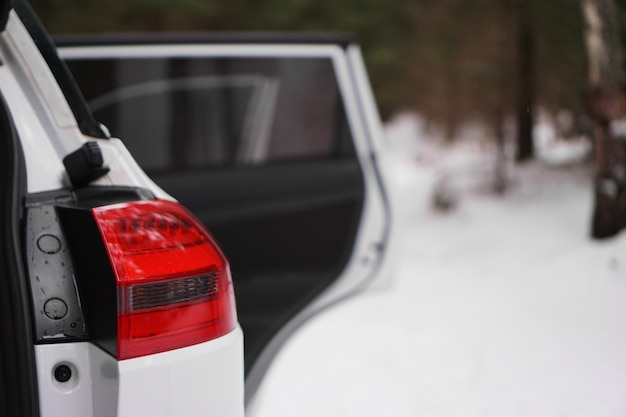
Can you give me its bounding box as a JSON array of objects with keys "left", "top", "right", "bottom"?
[{"left": 247, "top": 113, "right": 626, "bottom": 417}]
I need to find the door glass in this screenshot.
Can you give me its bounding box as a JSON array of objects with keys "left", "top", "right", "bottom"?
[{"left": 67, "top": 56, "right": 355, "bottom": 172}]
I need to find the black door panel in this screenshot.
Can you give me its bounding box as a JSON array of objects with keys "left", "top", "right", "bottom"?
[{"left": 152, "top": 160, "right": 362, "bottom": 225}]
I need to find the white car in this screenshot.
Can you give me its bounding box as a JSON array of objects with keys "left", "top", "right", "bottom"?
[{"left": 0, "top": 0, "right": 391, "bottom": 415}]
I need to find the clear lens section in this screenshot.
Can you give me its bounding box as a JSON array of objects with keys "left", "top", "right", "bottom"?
[{"left": 127, "top": 272, "right": 220, "bottom": 311}]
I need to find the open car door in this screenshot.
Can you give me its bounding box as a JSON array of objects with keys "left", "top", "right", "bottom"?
[{"left": 57, "top": 35, "right": 391, "bottom": 403}]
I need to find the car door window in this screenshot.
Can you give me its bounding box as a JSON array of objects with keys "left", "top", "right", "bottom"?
[{"left": 68, "top": 56, "right": 355, "bottom": 171}]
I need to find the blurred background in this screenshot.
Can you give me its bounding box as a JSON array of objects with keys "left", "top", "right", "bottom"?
[
  {"left": 31, "top": 0, "right": 626, "bottom": 236},
  {"left": 29, "top": 0, "right": 594, "bottom": 126}
]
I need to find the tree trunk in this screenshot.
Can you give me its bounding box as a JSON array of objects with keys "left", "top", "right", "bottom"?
[
  {"left": 582, "top": 0, "right": 626, "bottom": 238},
  {"left": 515, "top": 0, "right": 535, "bottom": 162},
  {"left": 494, "top": 110, "right": 508, "bottom": 194}
]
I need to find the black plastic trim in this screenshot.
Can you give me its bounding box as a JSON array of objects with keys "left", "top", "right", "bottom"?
[
  {"left": 12, "top": 0, "right": 109, "bottom": 139},
  {"left": 63, "top": 142, "right": 110, "bottom": 188},
  {"left": 0, "top": 93, "right": 40, "bottom": 416},
  {"left": 57, "top": 205, "right": 118, "bottom": 356},
  {"left": 25, "top": 201, "right": 89, "bottom": 344},
  {"left": 54, "top": 32, "right": 355, "bottom": 49}
]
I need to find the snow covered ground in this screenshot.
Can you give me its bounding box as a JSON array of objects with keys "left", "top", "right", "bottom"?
[{"left": 247, "top": 114, "right": 626, "bottom": 417}]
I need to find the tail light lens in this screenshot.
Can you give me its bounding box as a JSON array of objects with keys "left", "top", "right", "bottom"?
[{"left": 91, "top": 199, "right": 237, "bottom": 360}]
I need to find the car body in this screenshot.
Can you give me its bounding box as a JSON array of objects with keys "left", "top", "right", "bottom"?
[{"left": 0, "top": 0, "right": 391, "bottom": 415}]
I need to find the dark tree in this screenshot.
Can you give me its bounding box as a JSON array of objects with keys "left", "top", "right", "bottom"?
[
  {"left": 515, "top": 0, "right": 535, "bottom": 162},
  {"left": 582, "top": 0, "right": 626, "bottom": 238}
]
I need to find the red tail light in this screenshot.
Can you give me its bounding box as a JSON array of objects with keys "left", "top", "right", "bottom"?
[{"left": 91, "top": 199, "right": 237, "bottom": 360}]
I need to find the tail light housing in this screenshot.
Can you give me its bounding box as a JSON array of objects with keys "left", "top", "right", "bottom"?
[{"left": 90, "top": 199, "right": 236, "bottom": 360}]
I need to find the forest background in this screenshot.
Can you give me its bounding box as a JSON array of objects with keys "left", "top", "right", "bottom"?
[
  {"left": 28, "top": 0, "right": 626, "bottom": 236},
  {"left": 29, "top": 0, "right": 607, "bottom": 126}
]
